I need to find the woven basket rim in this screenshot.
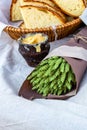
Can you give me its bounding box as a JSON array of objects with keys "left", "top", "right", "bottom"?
[{"left": 4, "top": 18, "right": 81, "bottom": 33}]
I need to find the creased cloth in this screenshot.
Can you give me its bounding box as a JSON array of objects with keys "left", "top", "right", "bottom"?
[
  {"left": 0, "top": 0, "right": 87, "bottom": 130},
  {"left": 0, "top": 30, "right": 87, "bottom": 130}
]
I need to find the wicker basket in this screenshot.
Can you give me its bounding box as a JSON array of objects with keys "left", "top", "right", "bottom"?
[{"left": 4, "top": 18, "right": 82, "bottom": 42}]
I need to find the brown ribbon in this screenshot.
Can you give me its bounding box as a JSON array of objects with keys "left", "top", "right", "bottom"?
[{"left": 74, "top": 34, "right": 87, "bottom": 44}]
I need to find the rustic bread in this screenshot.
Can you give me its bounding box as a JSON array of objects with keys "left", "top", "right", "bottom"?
[
  {"left": 19, "top": 5, "right": 65, "bottom": 29},
  {"left": 10, "top": 0, "right": 66, "bottom": 22},
  {"left": 52, "top": 0, "right": 85, "bottom": 17},
  {"left": 10, "top": 0, "right": 31, "bottom": 21},
  {"left": 10, "top": 0, "right": 30, "bottom": 21},
  {"left": 29, "top": 2, "right": 67, "bottom": 22},
  {"left": 10, "top": 0, "right": 22, "bottom": 21}
]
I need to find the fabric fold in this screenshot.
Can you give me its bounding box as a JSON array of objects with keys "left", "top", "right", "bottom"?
[{"left": 0, "top": 22, "right": 8, "bottom": 36}]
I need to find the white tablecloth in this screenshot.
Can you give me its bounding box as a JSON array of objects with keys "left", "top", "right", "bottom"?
[
  {"left": 0, "top": 0, "right": 87, "bottom": 129},
  {"left": 0, "top": 30, "right": 87, "bottom": 130}
]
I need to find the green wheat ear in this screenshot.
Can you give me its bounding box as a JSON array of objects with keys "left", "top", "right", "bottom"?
[{"left": 27, "top": 56, "right": 76, "bottom": 96}]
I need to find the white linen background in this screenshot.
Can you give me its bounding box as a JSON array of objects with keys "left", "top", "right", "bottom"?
[{"left": 0, "top": 0, "right": 87, "bottom": 130}]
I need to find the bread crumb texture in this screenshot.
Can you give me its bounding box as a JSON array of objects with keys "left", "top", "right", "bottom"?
[
  {"left": 53, "top": 0, "right": 85, "bottom": 17},
  {"left": 20, "top": 6, "right": 64, "bottom": 29}
]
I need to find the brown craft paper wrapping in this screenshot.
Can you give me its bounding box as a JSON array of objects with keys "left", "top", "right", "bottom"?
[{"left": 18, "top": 27, "right": 87, "bottom": 100}]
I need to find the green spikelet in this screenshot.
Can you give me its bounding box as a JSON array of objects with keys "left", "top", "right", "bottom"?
[
  {"left": 37, "top": 71, "right": 45, "bottom": 77},
  {"left": 39, "top": 64, "right": 49, "bottom": 71},
  {"left": 50, "top": 80, "right": 57, "bottom": 89},
  {"left": 32, "top": 84, "right": 40, "bottom": 90},
  {"left": 43, "top": 67, "right": 52, "bottom": 77},
  {"left": 44, "top": 77, "right": 49, "bottom": 84},
  {"left": 57, "top": 89, "right": 63, "bottom": 96},
  {"left": 65, "top": 80, "right": 72, "bottom": 91},
  {"left": 27, "top": 56, "right": 76, "bottom": 97},
  {"left": 27, "top": 70, "right": 38, "bottom": 80},
  {"left": 68, "top": 70, "right": 76, "bottom": 84},
  {"left": 32, "top": 78, "right": 41, "bottom": 85},
  {"left": 65, "top": 63, "right": 70, "bottom": 73},
  {"left": 52, "top": 57, "right": 63, "bottom": 70},
  {"left": 60, "top": 62, "right": 65, "bottom": 73},
  {"left": 60, "top": 73, "right": 66, "bottom": 84},
  {"left": 39, "top": 59, "right": 48, "bottom": 66}
]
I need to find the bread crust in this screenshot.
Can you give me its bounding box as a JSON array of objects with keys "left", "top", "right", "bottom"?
[
  {"left": 11, "top": 0, "right": 17, "bottom": 3},
  {"left": 21, "top": 1, "right": 67, "bottom": 22},
  {"left": 10, "top": 0, "right": 17, "bottom": 20},
  {"left": 10, "top": 0, "right": 67, "bottom": 22},
  {"left": 19, "top": 22, "right": 25, "bottom": 28},
  {"left": 24, "top": 0, "right": 56, "bottom": 6},
  {"left": 52, "top": 0, "right": 85, "bottom": 17},
  {"left": 20, "top": 5, "right": 65, "bottom": 23}
]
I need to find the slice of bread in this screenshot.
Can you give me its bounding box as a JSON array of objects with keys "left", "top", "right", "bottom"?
[
  {"left": 52, "top": 0, "right": 85, "bottom": 17},
  {"left": 19, "top": 5, "right": 65, "bottom": 29},
  {"left": 10, "top": 0, "right": 22, "bottom": 21},
  {"left": 23, "top": 1, "right": 67, "bottom": 22},
  {"left": 10, "top": 0, "right": 58, "bottom": 21},
  {"left": 10, "top": 0, "right": 67, "bottom": 22}
]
